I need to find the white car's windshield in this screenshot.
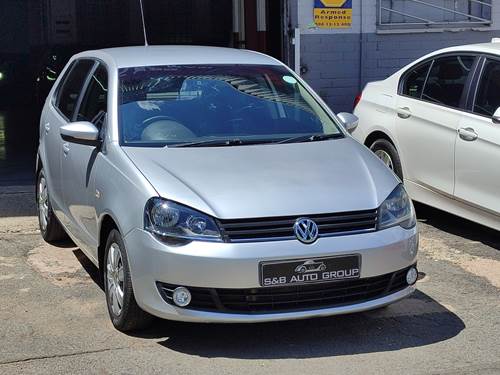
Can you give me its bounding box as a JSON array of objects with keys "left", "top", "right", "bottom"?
[{"left": 118, "top": 64, "right": 343, "bottom": 147}]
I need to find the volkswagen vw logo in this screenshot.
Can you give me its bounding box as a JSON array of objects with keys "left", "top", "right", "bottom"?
[{"left": 294, "top": 218, "right": 319, "bottom": 244}]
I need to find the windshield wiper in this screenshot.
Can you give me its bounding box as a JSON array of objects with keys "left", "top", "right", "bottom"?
[
  {"left": 170, "top": 134, "right": 342, "bottom": 148},
  {"left": 171, "top": 138, "right": 273, "bottom": 148},
  {"left": 277, "top": 133, "right": 343, "bottom": 144}
]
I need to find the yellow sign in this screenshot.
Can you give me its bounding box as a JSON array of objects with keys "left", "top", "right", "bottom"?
[{"left": 314, "top": 0, "right": 352, "bottom": 29}]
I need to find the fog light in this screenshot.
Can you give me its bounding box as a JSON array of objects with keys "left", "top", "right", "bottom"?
[
  {"left": 406, "top": 267, "right": 418, "bottom": 285},
  {"left": 172, "top": 287, "right": 191, "bottom": 307}
]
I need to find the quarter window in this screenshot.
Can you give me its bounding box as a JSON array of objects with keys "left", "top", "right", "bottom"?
[
  {"left": 76, "top": 64, "right": 108, "bottom": 128},
  {"left": 422, "top": 55, "right": 475, "bottom": 109},
  {"left": 473, "top": 59, "right": 500, "bottom": 117},
  {"left": 402, "top": 62, "right": 431, "bottom": 99},
  {"left": 56, "top": 60, "right": 94, "bottom": 119}
]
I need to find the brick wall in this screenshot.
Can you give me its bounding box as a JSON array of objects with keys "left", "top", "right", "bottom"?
[{"left": 296, "top": 0, "right": 500, "bottom": 113}]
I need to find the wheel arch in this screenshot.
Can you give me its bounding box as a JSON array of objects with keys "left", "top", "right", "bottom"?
[
  {"left": 364, "top": 130, "right": 397, "bottom": 150},
  {"left": 36, "top": 152, "right": 42, "bottom": 174},
  {"left": 98, "top": 213, "right": 120, "bottom": 282},
  {"left": 364, "top": 130, "right": 405, "bottom": 181}
]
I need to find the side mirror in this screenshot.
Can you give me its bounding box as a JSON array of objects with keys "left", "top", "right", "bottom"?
[
  {"left": 60, "top": 121, "right": 100, "bottom": 146},
  {"left": 337, "top": 112, "right": 359, "bottom": 134},
  {"left": 492, "top": 107, "right": 500, "bottom": 124}
]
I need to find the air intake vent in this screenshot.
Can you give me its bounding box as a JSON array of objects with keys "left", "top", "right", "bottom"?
[{"left": 157, "top": 266, "right": 412, "bottom": 314}]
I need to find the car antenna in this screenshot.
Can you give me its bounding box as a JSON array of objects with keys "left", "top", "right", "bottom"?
[{"left": 139, "top": 0, "right": 149, "bottom": 46}]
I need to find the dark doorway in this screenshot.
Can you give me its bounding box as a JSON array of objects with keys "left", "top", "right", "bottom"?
[
  {"left": 143, "top": 0, "right": 233, "bottom": 46},
  {"left": 233, "top": 0, "right": 284, "bottom": 60},
  {"left": 0, "top": 0, "right": 285, "bottom": 186},
  {"left": 266, "top": 0, "right": 284, "bottom": 60}
]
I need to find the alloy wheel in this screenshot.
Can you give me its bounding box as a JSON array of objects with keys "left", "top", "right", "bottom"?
[
  {"left": 106, "top": 243, "right": 125, "bottom": 316},
  {"left": 374, "top": 149, "right": 394, "bottom": 171},
  {"left": 38, "top": 176, "right": 49, "bottom": 231}
]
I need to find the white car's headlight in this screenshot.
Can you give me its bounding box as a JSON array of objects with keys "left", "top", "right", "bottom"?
[
  {"left": 144, "top": 198, "right": 222, "bottom": 242},
  {"left": 378, "top": 184, "right": 416, "bottom": 230}
]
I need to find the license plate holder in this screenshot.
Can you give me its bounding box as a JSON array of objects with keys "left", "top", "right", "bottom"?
[{"left": 260, "top": 255, "right": 361, "bottom": 287}]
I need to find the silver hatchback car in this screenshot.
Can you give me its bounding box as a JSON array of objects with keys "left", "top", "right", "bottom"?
[{"left": 37, "top": 46, "right": 418, "bottom": 331}]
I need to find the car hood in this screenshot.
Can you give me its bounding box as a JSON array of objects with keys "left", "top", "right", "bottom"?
[{"left": 123, "top": 138, "right": 398, "bottom": 219}]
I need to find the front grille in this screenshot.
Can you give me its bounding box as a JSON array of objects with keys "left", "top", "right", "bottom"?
[
  {"left": 217, "top": 209, "right": 378, "bottom": 242},
  {"left": 157, "top": 266, "right": 412, "bottom": 314}
]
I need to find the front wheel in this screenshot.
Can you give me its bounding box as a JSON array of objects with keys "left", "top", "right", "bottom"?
[
  {"left": 369, "top": 139, "right": 404, "bottom": 181},
  {"left": 104, "top": 229, "right": 153, "bottom": 332}
]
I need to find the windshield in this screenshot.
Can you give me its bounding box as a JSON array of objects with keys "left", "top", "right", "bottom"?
[{"left": 118, "top": 64, "right": 343, "bottom": 147}]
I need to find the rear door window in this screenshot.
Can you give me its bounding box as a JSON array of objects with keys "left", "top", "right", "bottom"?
[
  {"left": 473, "top": 59, "right": 500, "bottom": 117},
  {"left": 402, "top": 61, "right": 432, "bottom": 99},
  {"left": 422, "top": 55, "right": 475, "bottom": 109},
  {"left": 55, "top": 59, "right": 95, "bottom": 119}
]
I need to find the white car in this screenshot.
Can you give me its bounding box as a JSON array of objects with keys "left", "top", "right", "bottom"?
[{"left": 352, "top": 41, "right": 500, "bottom": 231}]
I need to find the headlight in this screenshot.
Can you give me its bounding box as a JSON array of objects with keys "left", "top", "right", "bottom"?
[
  {"left": 378, "top": 184, "right": 416, "bottom": 230},
  {"left": 144, "top": 198, "right": 222, "bottom": 242}
]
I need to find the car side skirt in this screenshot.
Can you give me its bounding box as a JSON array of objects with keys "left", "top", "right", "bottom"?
[{"left": 405, "top": 180, "right": 500, "bottom": 231}]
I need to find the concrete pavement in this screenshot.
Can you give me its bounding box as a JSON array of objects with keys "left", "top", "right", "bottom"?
[{"left": 0, "top": 187, "right": 499, "bottom": 374}]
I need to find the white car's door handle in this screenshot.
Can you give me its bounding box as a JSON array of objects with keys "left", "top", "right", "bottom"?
[
  {"left": 458, "top": 127, "right": 478, "bottom": 142},
  {"left": 63, "top": 142, "right": 70, "bottom": 155},
  {"left": 44, "top": 123, "right": 50, "bottom": 134},
  {"left": 397, "top": 107, "right": 411, "bottom": 119}
]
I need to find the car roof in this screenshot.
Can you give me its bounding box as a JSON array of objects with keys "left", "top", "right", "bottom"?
[
  {"left": 429, "top": 41, "right": 500, "bottom": 56},
  {"left": 390, "top": 41, "right": 500, "bottom": 78},
  {"left": 74, "top": 45, "right": 283, "bottom": 69}
]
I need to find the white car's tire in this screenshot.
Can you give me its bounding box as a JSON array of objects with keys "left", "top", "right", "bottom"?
[{"left": 370, "top": 139, "right": 403, "bottom": 181}]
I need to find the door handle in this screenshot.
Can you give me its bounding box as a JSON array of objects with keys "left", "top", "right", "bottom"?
[
  {"left": 458, "top": 127, "right": 478, "bottom": 142},
  {"left": 44, "top": 123, "right": 50, "bottom": 134},
  {"left": 63, "top": 142, "right": 70, "bottom": 155},
  {"left": 397, "top": 107, "right": 411, "bottom": 119}
]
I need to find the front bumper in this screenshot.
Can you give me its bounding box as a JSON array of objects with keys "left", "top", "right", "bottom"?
[{"left": 124, "top": 225, "right": 418, "bottom": 323}]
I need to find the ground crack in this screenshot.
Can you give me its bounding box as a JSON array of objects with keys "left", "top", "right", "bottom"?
[{"left": 0, "top": 346, "right": 129, "bottom": 366}]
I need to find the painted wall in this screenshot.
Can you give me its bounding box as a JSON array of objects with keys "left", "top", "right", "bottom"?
[
  {"left": 296, "top": 0, "right": 500, "bottom": 113},
  {"left": 0, "top": 0, "right": 29, "bottom": 54}
]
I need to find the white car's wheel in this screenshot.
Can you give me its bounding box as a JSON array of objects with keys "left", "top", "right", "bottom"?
[{"left": 370, "top": 139, "right": 403, "bottom": 181}]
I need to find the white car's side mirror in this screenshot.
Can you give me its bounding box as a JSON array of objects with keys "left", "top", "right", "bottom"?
[
  {"left": 492, "top": 107, "right": 500, "bottom": 124},
  {"left": 60, "top": 121, "right": 100, "bottom": 146},
  {"left": 337, "top": 112, "right": 359, "bottom": 134}
]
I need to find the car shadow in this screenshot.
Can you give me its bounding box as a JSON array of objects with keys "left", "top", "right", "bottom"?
[
  {"left": 73, "top": 248, "right": 104, "bottom": 290},
  {"left": 414, "top": 202, "right": 500, "bottom": 251},
  {"left": 126, "top": 290, "right": 464, "bottom": 359},
  {"left": 68, "top": 241, "right": 461, "bottom": 360},
  {"left": 47, "top": 238, "right": 104, "bottom": 290},
  {"left": 50, "top": 238, "right": 77, "bottom": 248}
]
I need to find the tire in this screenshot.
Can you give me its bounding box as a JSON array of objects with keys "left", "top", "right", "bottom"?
[
  {"left": 104, "top": 229, "right": 153, "bottom": 332},
  {"left": 36, "top": 168, "right": 68, "bottom": 243},
  {"left": 369, "top": 139, "right": 404, "bottom": 181}
]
